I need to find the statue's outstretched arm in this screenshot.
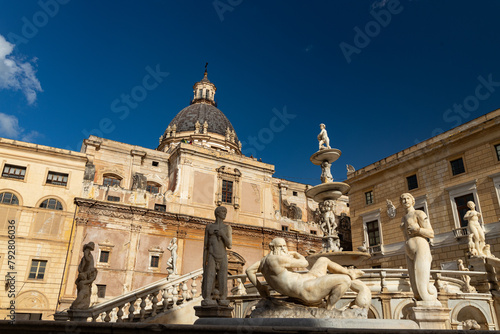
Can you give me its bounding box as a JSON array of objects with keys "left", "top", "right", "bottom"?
[{"left": 246, "top": 260, "right": 269, "bottom": 297}]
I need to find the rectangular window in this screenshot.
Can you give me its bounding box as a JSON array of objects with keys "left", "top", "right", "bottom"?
[
  {"left": 495, "top": 144, "right": 500, "bottom": 161},
  {"left": 455, "top": 193, "right": 475, "bottom": 227},
  {"left": 150, "top": 255, "right": 160, "bottom": 268},
  {"left": 450, "top": 158, "right": 466, "bottom": 176},
  {"left": 366, "top": 220, "right": 380, "bottom": 246},
  {"left": 107, "top": 196, "right": 120, "bottom": 202},
  {"left": 152, "top": 161, "right": 159, "bottom": 167},
  {"left": 103, "top": 176, "right": 121, "bottom": 187},
  {"left": 99, "top": 250, "right": 110, "bottom": 263},
  {"left": 2, "top": 164, "right": 26, "bottom": 180},
  {"left": 365, "top": 191, "right": 374, "bottom": 205},
  {"left": 147, "top": 184, "right": 160, "bottom": 194},
  {"left": 407, "top": 174, "right": 418, "bottom": 190},
  {"left": 154, "top": 204, "right": 166, "bottom": 212},
  {"left": 28, "top": 260, "right": 47, "bottom": 280},
  {"left": 46, "top": 171, "right": 68, "bottom": 186},
  {"left": 221, "top": 180, "right": 233, "bottom": 204},
  {"left": 96, "top": 285, "right": 106, "bottom": 298},
  {"left": 293, "top": 191, "right": 298, "bottom": 196},
  {"left": 281, "top": 225, "right": 289, "bottom": 231},
  {"left": 310, "top": 230, "right": 317, "bottom": 235}
]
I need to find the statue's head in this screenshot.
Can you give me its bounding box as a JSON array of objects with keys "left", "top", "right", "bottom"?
[
  {"left": 320, "top": 123, "right": 325, "bottom": 129},
  {"left": 467, "top": 201, "right": 475, "bottom": 210},
  {"left": 214, "top": 206, "right": 227, "bottom": 220},
  {"left": 269, "top": 238, "right": 288, "bottom": 255},
  {"left": 400, "top": 193, "right": 415, "bottom": 208},
  {"left": 83, "top": 242, "right": 95, "bottom": 252}
]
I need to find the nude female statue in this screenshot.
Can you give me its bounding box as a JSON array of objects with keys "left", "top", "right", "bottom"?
[
  {"left": 464, "top": 201, "right": 485, "bottom": 256},
  {"left": 400, "top": 193, "right": 439, "bottom": 304}
]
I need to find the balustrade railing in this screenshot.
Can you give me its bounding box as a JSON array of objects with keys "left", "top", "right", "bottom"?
[{"left": 60, "top": 265, "right": 490, "bottom": 322}]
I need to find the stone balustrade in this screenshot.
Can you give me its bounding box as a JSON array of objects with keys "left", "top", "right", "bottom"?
[{"left": 61, "top": 269, "right": 202, "bottom": 322}]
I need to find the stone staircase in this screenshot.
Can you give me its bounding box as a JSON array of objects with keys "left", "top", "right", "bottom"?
[{"left": 57, "top": 268, "right": 202, "bottom": 322}]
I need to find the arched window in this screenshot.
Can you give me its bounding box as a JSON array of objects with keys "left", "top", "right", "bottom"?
[
  {"left": 103, "top": 174, "right": 121, "bottom": 187},
  {"left": 0, "top": 192, "right": 19, "bottom": 205},
  {"left": 40, "top": 198, "right": 63, "bottom": 210},
  {"left": 146, "top": 182, "right": 161, "bottom": 194}
]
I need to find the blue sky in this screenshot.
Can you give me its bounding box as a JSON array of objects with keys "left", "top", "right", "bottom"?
[{"left": 1, "top": 0, "right": 500, "bottom": 184}]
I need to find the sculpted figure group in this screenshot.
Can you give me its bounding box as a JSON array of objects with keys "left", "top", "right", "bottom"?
[
  {"left": 246, "top": 238, "right": 371, "bottom": 310},
  {"left": 464, "top": 201, "right": 491, "bottom": 257}
]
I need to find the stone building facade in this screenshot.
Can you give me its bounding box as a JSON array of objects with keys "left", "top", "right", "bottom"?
[
  {"left": 0, "top": 138, "right": 87, "bottom": 320},
  {"left": 347, "top": 109, "right": 500, "bottom": 269},
  {"left": 57, "top": 71, "right": 349, "bottom": 310},
  {"left": 0, "top": 71, "right": 350, "bottom": 319}
]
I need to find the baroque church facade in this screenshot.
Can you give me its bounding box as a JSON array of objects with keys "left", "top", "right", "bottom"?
[{"left": 0, "top": 71, "right": 350, "bottom": 319}]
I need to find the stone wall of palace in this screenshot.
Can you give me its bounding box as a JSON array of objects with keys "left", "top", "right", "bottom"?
[
  {"left": 0, "top": 138, "right": 87, "bottom": 320},
  {"left": 58, "top": 198, "right": 323, "bottom": 310},
  {"left": 347, "top": 109, "right": 500, "bottom": 270}
]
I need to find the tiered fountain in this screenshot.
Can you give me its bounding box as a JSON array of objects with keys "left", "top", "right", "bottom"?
[{"left": 306, "top": 124, "right": 370, "bottom": 267}]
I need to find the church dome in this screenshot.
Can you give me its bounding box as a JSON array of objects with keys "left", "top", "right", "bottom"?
[
  {"left": 157, "top": 67, "right": 241, "bottom": 154},
  {"left": 166, "top": 103, "right": 239, "bottom": 142}
]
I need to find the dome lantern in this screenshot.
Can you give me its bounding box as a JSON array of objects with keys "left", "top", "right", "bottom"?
[{"left": 191, "top": 63, "right": 216, "bottom": 106}]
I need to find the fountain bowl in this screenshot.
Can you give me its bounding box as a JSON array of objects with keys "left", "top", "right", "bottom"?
[
  {"left": 306, "top": 251, "right": 371, "bottom": 268},
  {"left": 305, "top": 182, "right": 350, "bottom": 202},
  {"left": 310, "top": 149, "right": 342, "bottom": 165}
]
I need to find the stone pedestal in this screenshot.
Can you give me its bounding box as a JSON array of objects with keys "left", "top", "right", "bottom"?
[
  {"left": 194, "top": 305, "right": 233, "bottom": 318},
  {"left": 249, "top": 298, "right": 367, "bottom": 319},
  {"left": 469, "top": 256, "right": 500, "bottom": 292},
  {"left": 408, "top": 305, "right": 451, "bottom": 329},
  {"left": 67, "top": 309, "right": 92, "bottom": 322}
]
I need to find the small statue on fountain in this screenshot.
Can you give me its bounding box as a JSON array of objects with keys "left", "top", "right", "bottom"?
[
  {"left": 320, "top": 161, "right": 333, "bottom": 183},
  {"left": 464, "top": 201, "right": 490, "bottom": 258},
  {"left": 166, "top": 237, "right": 178, "bottom": 276},
  {"left": 319, "top": 200, "right": 337, "bottom": 236},
  {"left": 317, "top": 123, "right": 331, "bottom": 150}
]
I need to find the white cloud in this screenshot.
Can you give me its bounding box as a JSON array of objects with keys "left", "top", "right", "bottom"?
[
  {"left": 0, "top": 34, "right": 42, "bottom": 105},
  {"left": 0, "top": 112, "right": 41, "bottom": 143}
]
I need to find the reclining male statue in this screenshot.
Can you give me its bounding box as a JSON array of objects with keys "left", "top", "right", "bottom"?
[{"left": 246, "top": 238, "right": 371, "bottom": 310}]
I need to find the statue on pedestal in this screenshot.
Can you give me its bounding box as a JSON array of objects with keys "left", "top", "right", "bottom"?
[
  {"left": 464, "top": 201, "right": 488, "bottom": 257},
  {"left": 166, "top": 237, "right": 178, "bottom": 276},
  {"left": 246, "top": 238, "right": 371, "bottom": 311},
  {"left": 317, "top": 123, "right": 331, "bottom": 150},
  {"left": 70, "top": 242, "right": 98, "bottom": 310},
  {"left": 400, "top": 193, "right": 439, "bottom": 305},
  {"left": 201, "top": 206, "right": 232, "bottom": 306}
]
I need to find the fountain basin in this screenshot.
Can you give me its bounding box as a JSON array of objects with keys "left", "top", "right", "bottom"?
[
  {"left": 310, "top": 148, "right": 342, "bottom": 165},
  {"left": 306, "top": 182, "right": 350, "bottom": 202},
  {"left": 306, "top": 251, "right": 371, "bottom": 268}
]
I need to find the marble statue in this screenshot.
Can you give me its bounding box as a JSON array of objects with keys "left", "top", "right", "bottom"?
[
  {"left": 171, "top": 124, "right": 177, "bottom": 137},
  {"left": 70, "top": 242, "right": 98, "bottom": 310},
  {"left": 246, "top": 238, "right": 371, "bottom": 310},
  {"left": 195, "top": 121, "right": 200, "bottom": 134},
  {"left": 225, "top": 127, "right": 231, "bottom": 141},
  {"left": 166, "top": 237, "right": 178, "bottom": 275},
  {"left": 320, "top": 161, "right": 333, "bottom": 183},
  {"left": 464, "top": 201, "right": 486, "bottom": 257},
  {"left": 346, "top": 164, "right": 355, "bottom": 174},
  {"left": 457, "top": 259, "right": 476, "bottom": 293},
  {"left": 317, "top": 123, "right": 331, "bottom": 150},
  {"left": 203, "top": 121, "right": 208, "bottom": 134},
  {"left": 400, "top": 193, "right": 439, "bottom": 305},
  {"left": 319, "top": 200, "right": 337, "bottom": 236},
  {"left": 201, "top": 206, "right": 232, "bottom": 306},
  {"left": 165, "top": 125, "right": 171, "bottom": 138},
  {"left": 386, "top": 199, "right": 396, "bottom": 219}
]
